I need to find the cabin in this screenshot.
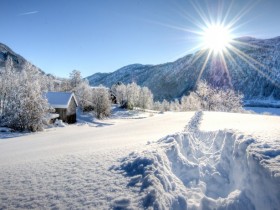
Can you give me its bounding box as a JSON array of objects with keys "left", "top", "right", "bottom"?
[{"left": 45, "top": 92, "right": 78, "bottom": 124}]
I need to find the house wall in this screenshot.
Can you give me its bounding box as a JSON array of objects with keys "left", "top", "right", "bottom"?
[
  {"left": 52, "top": 96, "right": 77, "bottom": 124},
  {"left": 55, "top": 108, "right": 67, "bottom": 122},
  {"left": 66, "top": 97, "right": 77, "bottom": 124}
]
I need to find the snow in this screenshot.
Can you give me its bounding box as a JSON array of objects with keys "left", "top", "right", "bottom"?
[
  {"left": 114, "top": 112, "right": 280, "bottom": 209},
  {"left": 54, "top": 119, "right": 66, "bottom": 127},
  {"left": 45, "top": 92, "right": 78, "bottom": 108},
  {"left": 0, "top": 111, "right": 279, "bottom": 209}
]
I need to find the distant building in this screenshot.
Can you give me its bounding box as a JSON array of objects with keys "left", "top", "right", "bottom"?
[{"left": 45, "top": 92, "right": 78, "bottom": 124}]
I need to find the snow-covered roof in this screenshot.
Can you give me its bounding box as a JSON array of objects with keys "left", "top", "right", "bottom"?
[{"left": 45, "top": 92, "right": 78, "bottom": 109}]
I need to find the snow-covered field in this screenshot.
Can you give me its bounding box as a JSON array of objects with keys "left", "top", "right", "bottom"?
[{"left": 0, "top": 111, "right": 279, "bottom": 209}]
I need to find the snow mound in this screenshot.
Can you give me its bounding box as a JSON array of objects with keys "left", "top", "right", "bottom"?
[
  {"left": 54, "top": 119, "right": 66, "bottom": 127},
  {"left": 115, "top": 112, "right": 280, "bottom": 210}
]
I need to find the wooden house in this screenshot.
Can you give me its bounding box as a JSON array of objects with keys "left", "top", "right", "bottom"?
[{"left": 45, "top": 92, "right": 78, "bottom": 124}]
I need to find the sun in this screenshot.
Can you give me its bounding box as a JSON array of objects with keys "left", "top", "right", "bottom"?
[{"left": 202, "top": 24, "right": 233, "bottom": 53}]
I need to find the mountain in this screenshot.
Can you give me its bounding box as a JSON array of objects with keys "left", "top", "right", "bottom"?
[
  {"left": 0, "top": 43, "right": 44, "bottom": 75},
  {"left": 87, "top": 37, "right": 280, "bottom": 102}
]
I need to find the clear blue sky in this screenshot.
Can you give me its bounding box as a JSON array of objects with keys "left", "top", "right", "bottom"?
[{"left": 1, "top": 0, "right": 280, "bottom": 78}]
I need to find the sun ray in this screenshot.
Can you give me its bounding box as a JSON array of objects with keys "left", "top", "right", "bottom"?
[
  {"left": 190, "top": 48, "right": 209, "bottom": 66},
  {"left": 228, "top": 46, "right": 280, "bottom": 87},
  {"left": 222, "top": 47, "right": 246, "bottom": 77},
  {"left": 195, "top": 49, "right": 213, "bottom": 85},
  {"left": 221, "top": 1, "right": 234, "bottom": 26},
  {"left": 226, "top": 1, "right": 258, "bottom": 29},
  {"left": 219, "top": 48, "right": 233, "bottom": 88},
  {"left": 229, "top": 45, "right": 266, "bottom": 70}
]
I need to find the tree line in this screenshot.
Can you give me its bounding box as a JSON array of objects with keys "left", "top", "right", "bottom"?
[{"left": 0, "top": 61, "right": 243, "bottom": 132}]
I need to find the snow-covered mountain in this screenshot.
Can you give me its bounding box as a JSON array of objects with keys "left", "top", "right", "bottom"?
[
  {"left": 0, "top": 43, "right": 44, "bottom": 75},
  {"left": 87, "top": 37, "right": 280, "bottom": 102}
]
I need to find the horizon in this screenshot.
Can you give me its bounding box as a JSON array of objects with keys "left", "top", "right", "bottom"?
[{"left": 1, "top": 0, "right": 280, "bottom": 78}]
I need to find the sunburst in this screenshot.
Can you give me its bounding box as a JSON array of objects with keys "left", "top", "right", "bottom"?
[
  {"left": 185, "top": 1, "right": 277, "bottom": 88},
  {"left": 201, "top": 24, "right": 233, "bottom": 54}
]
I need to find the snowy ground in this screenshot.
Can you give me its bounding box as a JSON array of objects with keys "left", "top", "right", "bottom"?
[
  {"left": 0, "top": 111, "right": 193, "bottom": 209},
  {"left": 0, "top": 110, "right": 279, "bottom": 209}
]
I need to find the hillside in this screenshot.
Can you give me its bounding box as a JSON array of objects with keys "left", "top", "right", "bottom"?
[
  {"left": 87, "top": 37, "right": 280, "bottom": 102},
  {"left": 0, "top": 43, "right": 44, "bottom": 75}
]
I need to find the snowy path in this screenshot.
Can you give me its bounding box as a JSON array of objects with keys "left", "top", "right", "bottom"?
[
  {"left": 0, "top": 112, "right": 194, "bottom": 209},
  {"left": 114, "top": 112, "right": 280, "bottom": 210}
]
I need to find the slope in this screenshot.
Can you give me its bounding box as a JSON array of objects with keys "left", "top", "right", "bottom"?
[
  {"left": 87, "top": 37, "right": 280, "bottom": 102},
  {"left": 0, "top": 42, "right": 44, "bottom": 75}
]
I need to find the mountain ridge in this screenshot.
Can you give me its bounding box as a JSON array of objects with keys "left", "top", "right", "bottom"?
[
  {"left": 0, "top": 42, "right": 45, "bottom": 75},
  {"left": 87, "top": 36, "right": 280, "bottom": 101}
]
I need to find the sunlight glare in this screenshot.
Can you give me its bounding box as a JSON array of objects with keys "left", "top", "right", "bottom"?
[{"left": 202, "top": 24, "right": 233, "bottom": 53}]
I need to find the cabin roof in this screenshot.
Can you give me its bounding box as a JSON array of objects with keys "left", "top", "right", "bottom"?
[{"left": 45, "top": 92, "right": 78, "bottom": 109}]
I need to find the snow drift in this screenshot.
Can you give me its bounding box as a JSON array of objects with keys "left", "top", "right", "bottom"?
[{"left": 115, "top": 112, "right": 280, "bottom": 210}]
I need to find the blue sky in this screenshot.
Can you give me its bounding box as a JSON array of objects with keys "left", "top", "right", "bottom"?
[{"left": 1, "top": 0, "right": 280, "bottom": 78}]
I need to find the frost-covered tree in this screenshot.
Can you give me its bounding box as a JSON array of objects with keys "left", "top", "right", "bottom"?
[
  {"left": 170, "top": 99, "right": 181, "bottom": 111},
  {"left": 0, "top": 66, "right": 49, "bottom": 131},
  {"left": 181, "top": 92, "right": 201, "bottom": 111},
  {"left": 58, "top": 78, "right": 72, "bottom": 92},
  {"left": 114, "top": 82, "right": 154, "bottom": 110},
  {"left": 139, "top": 87, "right": 153, "bottom": 109},
  {"left": 69, "top": 70, "right": 83, "bottom": 89},
  {"left": 216, "top": 89, "right": 243, "bottom": 112},
  {"left": 114, "top": 83, "right": 127, "bottom": 107},
  {"left": 181, "top": 81, "right": 243, "bottom": 112},
  {"left": 126, "top": 82, "right": 141, "bottom": 108},
  {"left": 0, "top": 58, "right": 14, "bottom": 116},
  {"left": 74, "top": 80, "right": 93, "bottom": 111},
  {"left": 162, "top": 99, "right": 170, "bottom": 111},
  {"left": 92, "top": 86, "right": 111, "bottom": 119},
  {"left": 153, "top": 101, "right": 163, "bottom": 111}
]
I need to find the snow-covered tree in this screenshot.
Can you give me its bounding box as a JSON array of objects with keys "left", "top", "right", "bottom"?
[
  {"left": 153, "top": 101, "right": 162, "bottom": 111},
  {"left": 92, "top": 86, "right": 111, "bottom": 119},
  {"left": 139, "top": 87, "right": 153, "bottom": 109},
  {"left": 162, "top": 99, "right": 170, "bottom": 111},
  {"left": 170, "top": 99, "right": 181, "bottom": 111},
  {"left": 181, "top": 81, "right": 243, "bottom": 112},
  {"left": 58, "top": 78, "right": 72, "bottom": 92},
  {"left": 113, "top": 82, "right": 154, "bottom": 110},
  {"left": 114, "top": 83, "right": 127, "bottom": 107},
  {"left": 126, "top": 82, "right": 141, "bottom": 108},
  {"left": 74, "top": 80, "right": 93, "bottom": 111},
  {"left": 0, "top": 58, "right": 14, "bottom": 116},
  {"left": 181, "top": 92, "right": 201, "bottom": 111},
  {"left": 0, "top": 66, "right": 49, "bottom": 131},
  {"left": 69, "top": 70, "right": 83, "bottom": 89}
]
